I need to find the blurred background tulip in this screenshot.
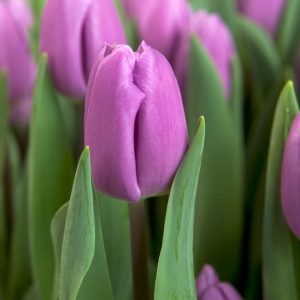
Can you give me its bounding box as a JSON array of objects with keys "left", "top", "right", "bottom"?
[
  {"left": 281, "top": 112, "right": 300, "bottom": 240},
  {"left": 174, "top": 10, "right": 235, "bottom": 98},
  {"left": 196, "top": 265, "right": 242, "bottom": 300},
  {"left": 40, "top": 0, "right": 126, "bottom": 99},
  {"left": 121, "top": 0, "right": 190, "bottom": 62},
  {"left": 84, "top": 42, "right": 189, "bottom": 202},
  {"left": 0, "top": 0, "right": 35, "bottom": 124},
  {"left": 238, "top": 0, "right": 286, "bottom": 36}
]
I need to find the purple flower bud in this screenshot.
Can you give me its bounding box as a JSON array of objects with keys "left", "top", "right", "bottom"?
[
  {"left": 238, "top": 0, "right": 286, "bottom": 36},
  {"left": 281, "top": 113, "right": 300, "bottom": 239},
  {"left": 175, "top": 10, "right": 235, "bottom": 99},
  {"left": 121, "top": 0, "right": 190, "bottom": 61},
  {"left": 40, "top": 0, "right": 126, "bottom": 99},
  {"left": 84, "top": 42, "right": 189, "bottom": 202},
  {"left": 0, "top": 0, "right": 35, "bottom": 124},
  {"left": 196, "top": 265, "right": 242, "bottom": 300}
]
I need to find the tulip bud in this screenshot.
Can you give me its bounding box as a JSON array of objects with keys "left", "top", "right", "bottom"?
[
  {"left": 0, "top": 0, "right": 35, "bottom": 124},
  {"left": 121, "top": 0, "right": 190, "bottom": 61},
  {"left": 196, "top": 265, "right": 242, "bottom": 300},
  {"left": 40, "top": 0, "right": 126, "bottom": 99},
  {"left": 174, "top": 10, "right": 235, "bottom": 99},
  {"left": 238, "top": 0, "right": 286, "bottom": 36},
  {"left": 281, "top": 113, "right": 300, "bottom": 239},
  {"left": 84, "top": 42, "right": 189, "bottom": 202}
]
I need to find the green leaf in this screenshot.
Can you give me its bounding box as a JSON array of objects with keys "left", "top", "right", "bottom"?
[
  {"left": 58, "top": 147, "right": 94, "bottom": 300},
  {"left": 154, "top": 117, "right": 205, "bottom": 300},
  {"left": 28, "top": 54, "right": 74, "bottom": 300},
  {"left": 7, "top": 153, "right": 31, "bottom": 299},
  {"left": 96, "top": 192, "right": 132, "bottom": 300},
  {"left": 236, "top": 16, "right": 280, "bottom": 98},
  {"left": 0, "top": 71, "right": 8, "bottom": 178},
  {"left": 277, "top": 0, "right": 300, "bottom": 65},
  {"left": 187, "top": 37, "right": 244, "bottom": 281},
  {"left": 262, "top": 81, "right": 299, "bottom": 300},
  {"left": 51, "top": 149, "right": 113, "bottom": 300},
  {"left": 0, "top": 71, "right": 8, "bottom": 292}
]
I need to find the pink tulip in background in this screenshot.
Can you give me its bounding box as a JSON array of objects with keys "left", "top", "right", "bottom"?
[
  {"left": 84, "top": 42, "right": 189, "bottom": 202},
  {"left": 238, "top": 0, "right": 286, "bottom": 36},
  {"left": 196, "top": 265, "right": 242, "bottom": 300},
  {"left": 0, "top": 0, "right": 35, "bottom": 124},
  {"left": 40, "top": 0, "right": 126, "bottom": 99}
]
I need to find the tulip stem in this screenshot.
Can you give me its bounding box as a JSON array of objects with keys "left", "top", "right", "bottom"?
[
  {"left": 129, "top": 201, "right": 149, "bottom": 300},
  {"left": 291, "top": 233, "right": 300, "bottom": 299}
]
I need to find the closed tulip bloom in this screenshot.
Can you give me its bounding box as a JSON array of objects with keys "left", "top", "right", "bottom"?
[
  {"left": 175, "top": 10, "right": 235, "bottom": 99},
  {"left": 40, "top": 0, "right": 126, "bottom": 99},
  {"left": 281, "top": 113, "right": 300, "bottom": 239},
  {"left": 0, "top": 1, "right": 35, "bottom": 124},
  {"left": 238, "top": 0, "right": 286, "bottom": 36},
  {"left": 121, "top": 0, "right": 190, "bottom": 61},
  {"left": 196, "top": 265, "right": 242, "bottom": 300},
  {"left": 84, "top": 42, "right": 189, "bottom": 202}
]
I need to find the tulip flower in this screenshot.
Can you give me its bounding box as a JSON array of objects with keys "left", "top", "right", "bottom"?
[
  {"left": 0, "top": 0, "right": 35, "bottom": 124},
  {"left": 84, "top": 41, "right": 189, "bottom": 202},
  {"left": 281, "top": 113, "right": 300, "bottom": 240},
  {"left": 40, "top": 0, "right": 126, "bottom": 99},
  {"left": 121, "top": 0, "right": 190, "bottom": 61},
  {"left": 196, "top": 265, "right": 242, "bottom": 300},
  {"left": 174, "top": 10, "right": 235, "bottom": 99},
  {"left": 238, "top": 0, "right": 286, "bottom": 36}
]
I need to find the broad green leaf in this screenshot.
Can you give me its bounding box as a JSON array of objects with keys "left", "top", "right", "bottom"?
[
  {"left": 58, "top": 147, "right": 95, "bottom": 300},
  {"left": 51, "top": 149, "right": 113, "bottom": 300},
  {"left": 187, "top": 37, "right": 244, "bottom": 281},
  {"left": 236, "top": 16, "right": 280, "bottom": 98},
  {"left": 154, "top": 117, "right": 205, "bottom": 300},
  {"left": 277, "top": 0, "right": 300, "bottom": 65},
  {"left": 263, "top": 81, "right": 299, "bottom": 300},
  {"left": 97, "top": 192, "right": 132, "bottom": 300},
  {"left": 7, "top": 154, "right": 31, "bottom": 300},
  {"left": 28, "top": 54, "right": 74, "bottom": 300}
]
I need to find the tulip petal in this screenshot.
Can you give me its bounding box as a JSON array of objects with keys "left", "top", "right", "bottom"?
[
  {"left": 281, "top": 112, "right": 300, "bottom": 239},
  {"left": 133, "top": 42, "right": 189, "bottom": 198},
  {"left": 196, "top": 264, "right": 219, "bottom": 297},
  {"left": 0, "top": 3, "right": 35, "bottom": 104},
  {"left": 40, "top": 0, "right": 91, "bottom": 98},
  {"left": 82, "top": 0, "right": 126, "bottom": 79},
  {"left": 201, "top": 283, "right": 242, "bottom": 300},
  {"left": 85, "top": 44, "right": 145, "bottom": 202}
]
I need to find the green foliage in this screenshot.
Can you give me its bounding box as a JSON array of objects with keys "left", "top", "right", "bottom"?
[
  {"left": 263, "top": 82, "right": 299, "bottom": 300},
  {"left": 28, "top": 54, "right": 74, "bottom": 300},
  {"left": 154, "top": 117, "right": 205, "bottom": 300}
]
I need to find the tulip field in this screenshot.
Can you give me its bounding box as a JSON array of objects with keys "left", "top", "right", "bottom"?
[{"left": 0, "top": 0, "right": 300, "bottom": 299}]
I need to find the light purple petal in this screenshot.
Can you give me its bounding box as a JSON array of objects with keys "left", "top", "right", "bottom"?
[
  {"left": 238, "top": 0, "right": 286, "bottom": 36},
  {"left": 85, "top": 44, "right": 144, "bottom": 202},
  {"left": 200, "top": 283, "right": 242, "bottom": 300},
  {"left": 82, "top": 0, "right": 126, "bottom": 79},
  {"left": 40, "top": 0, "right": 91, "bottom": 98},
  {"left": 0, "top": 2, "right": 35, "bottom": 104},
  {"left": 281, "top": 112, "right": 300, "bottom": 239},
  {"left": 191, "top": 11, "right": 235, "bottom": 99},
  {"left": 7, "top": 0, "right": 33, "bottom": 30},
  {"left": 133, "top": 42, "right": 189, "bottom": 198},
  {"left": 196, "top": 264, "right": 219, "bottom": 297}
]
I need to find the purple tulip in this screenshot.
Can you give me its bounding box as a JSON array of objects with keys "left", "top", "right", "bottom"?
[
  {"left": 174, "top": 10, "right": 235, "bottom": 99},
  {"left": 281, "top": 113, "right": 300, "bottom": 239},
  {"left": 0, "top": 0, "right": 35, "bottom": 124},
  {"left": 40, "top": 0, "right": 126, "bottom": 99},
  {"left": 238, "top": 0, "right": 286, "bottom": 36},
  {"left": 196, "top": 265, "right": 242, "bottom": 300},
  {"left": 121, "top": 0, "right": 190, "bottom": 61},
  {"left": 84, "top": 42, "right": 189, "bottom": 202}
]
